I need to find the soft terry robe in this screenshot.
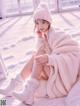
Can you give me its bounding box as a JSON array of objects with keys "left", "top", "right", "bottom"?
[{"left": 35, "top": 28, "right": 80, "bottom": 99}]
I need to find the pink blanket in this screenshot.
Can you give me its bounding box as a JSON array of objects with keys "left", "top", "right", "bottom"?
[
  {"left": 34, "top": 31, "right": 80, "bottom": 99},
  {"left": 33, "top": 80, "right": 80, "bottom": 106}
]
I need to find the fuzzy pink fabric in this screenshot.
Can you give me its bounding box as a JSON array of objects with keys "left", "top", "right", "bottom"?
[
  {"left": 33, "top": 3, "right": 52, "bottom": 23},
  {"left": 34, "top": 27, "right": 80, "bottom": 99}
]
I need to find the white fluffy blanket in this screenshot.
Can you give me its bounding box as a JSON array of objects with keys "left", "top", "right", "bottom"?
[
  {"left": 35, "top": 30, "right": 80, "bottom": 99},
  {"left": 18, "top": 31, "right": 80, "bottom": 106}
]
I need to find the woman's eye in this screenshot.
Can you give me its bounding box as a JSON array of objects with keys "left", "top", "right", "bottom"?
[
  {"left": 42, "top": 21, "right": 45, "bottom": 24},
  {"left": 35, "top": 22, "right": 39, "bottom": 25}
]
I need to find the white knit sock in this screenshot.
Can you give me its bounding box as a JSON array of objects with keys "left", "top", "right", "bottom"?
[{"left": 13, "top": 78, "right": 39, "bottom": 104}]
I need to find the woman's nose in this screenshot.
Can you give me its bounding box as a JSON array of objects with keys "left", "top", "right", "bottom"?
[
  {"left": 39, "top": 23, "right": 42, "bottom": 27},
  {"left": 39, "top": 25, "right": 43, "bottom": 29}
]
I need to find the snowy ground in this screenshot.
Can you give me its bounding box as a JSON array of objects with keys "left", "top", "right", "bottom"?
[{"left": 0, "top": 10, "right": 80, "bottom": 106}]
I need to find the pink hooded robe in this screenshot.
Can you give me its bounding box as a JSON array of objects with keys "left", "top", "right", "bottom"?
[{"left": 34, "top": 27, "right": 80, "bottom": 99}]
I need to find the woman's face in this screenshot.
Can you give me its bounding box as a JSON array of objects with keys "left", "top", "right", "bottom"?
[{"left": 35, "top": 19, "right": 50, "bottom": 33}]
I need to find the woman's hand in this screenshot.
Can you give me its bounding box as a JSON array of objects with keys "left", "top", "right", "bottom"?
[{"left": 35, "top": 54, "right": 48, "bottom": 64}]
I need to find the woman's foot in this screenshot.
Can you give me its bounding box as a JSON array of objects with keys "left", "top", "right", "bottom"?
[
  {"left": 0, "top": 75, "right": 24, "bottom": 96},
  {"left": 13, "top": 78, "right": 39, "bottom": 105}
]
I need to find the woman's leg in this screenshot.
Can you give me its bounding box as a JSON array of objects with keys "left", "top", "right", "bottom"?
[
  {"left": 20, "top": 55, "right": 34, "bottom": 80},
  {"left": 20, "top": 47, "right": 45, "bottom": 80},
  {"left": 13, "top": 58, "right": 46, "bottom": 105},
  {"left": 0, "top": 55, "right": 35, "bottom": 95},
  {"left": 20, "top": 49, "right": 45, "bottom": 80},
  {"left": 31, "top": 61, "right": 50, "bottom": 80},
  {"left": 31, "top": 60, "right": 43, "bottom": 79}
]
